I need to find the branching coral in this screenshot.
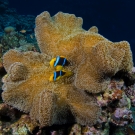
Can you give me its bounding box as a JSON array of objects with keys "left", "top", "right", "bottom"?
[{"left": 2, "top": 11, "right": 133, "bottom": 127}]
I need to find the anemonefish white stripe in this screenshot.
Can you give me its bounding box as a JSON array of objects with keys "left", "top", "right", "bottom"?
[
  {"left": 54, "top": 71, "right": 57, "bottom": 81},
  {"left": 60, "top": 70, "right": 62, "bottom": 76},
  {"left": 62, "top": 58, "right": 66, "bottom": 66},
  {"left": 54, "top": 56, "right": 60, "bottom": 67}
]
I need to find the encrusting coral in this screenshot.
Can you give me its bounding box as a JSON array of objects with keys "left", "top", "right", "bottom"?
[{"left": 1, "top": 11, "right": 133, "bottom": 127}]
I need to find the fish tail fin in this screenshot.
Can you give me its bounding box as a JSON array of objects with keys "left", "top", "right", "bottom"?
[{"left": 64, "top": 70, "right": 73, "bottom": 77}]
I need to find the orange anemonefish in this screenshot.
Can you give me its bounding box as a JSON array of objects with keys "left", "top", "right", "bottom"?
[
  {"left": 50, "top": 56, "right": 70, "bottom": 70},
  {"left": 49, "top": 70, "right": 72, "bottom": 82}
]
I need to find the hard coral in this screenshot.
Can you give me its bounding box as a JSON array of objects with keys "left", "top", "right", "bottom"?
[
  {"left": 1, "top": 29, "right": 25, "bottom": 53},
  {"left": 111, "top": 108, "right": 133, "bottom": 126},
  {"left": 11, "top": 114, "right": 37, "bottom": 135},
  {"left": 2, "top": 11, "right": 133, "bottom": 127},
  {"left": 4, "top": 26, "right": 15, "bottom": 34}
]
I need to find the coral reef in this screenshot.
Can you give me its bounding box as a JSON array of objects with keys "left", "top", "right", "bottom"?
[
  {"left": 11, "top": 114, "right": 37, "bottom": 135},
  {"left": 0, "top": 24, "right": 38, "bottom": 93},
  {"left": 4, "top": 26, "right": 15, "bottom": 34},
  {"left": 111, "top": 108, "right": 133, "bottom": 126},
  {"left": 0, "top": 103, "right": 37, "bottom": 135},
  {"left": 69, "top": 124, "right": 81, "bottom": 135},
  {"left": 15, "top": 43, "right": 38, "bottom": 52},
  {"left": 1, "top": 27, "right": 25, "bottom": 52},
  {"left": 1, "top": 11, "right": 135, "bottom": 135},
  {"left": 0, "top": 0, "right": 38, "bottom": 55},
  {"left": 0, "top": 24, "right": 39, "bottom": 54},
  {"left": 0, "top": 26, "right": 38, "bottom": 90},
  {"left": 0, "top": 0, "right": 35, "bottom": 34}
]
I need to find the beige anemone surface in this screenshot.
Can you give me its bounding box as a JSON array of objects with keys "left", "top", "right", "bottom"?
[
  {"left": 2, "top": 11, "right": 133, "bottom": 127},
  {"left": 35, "top": 11, "right": 133, "bottom": 93},
  {"left": 2, "top": 50, "right": 100, "bottom": 126}
]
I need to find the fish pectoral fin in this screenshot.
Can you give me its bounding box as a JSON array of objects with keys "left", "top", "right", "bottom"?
[
  {"left": 56, "top": 76, "right": 61, "bottom": 81},
  {"left": 49, "top": 74, "right": 54, "bottom": 82},
  {"left": 56, "top": 65, "right": 63, "bottom": 70}
]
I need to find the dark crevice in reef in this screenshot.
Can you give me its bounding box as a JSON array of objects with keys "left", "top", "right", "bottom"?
[
  {"left": 35, "top": 124, "right": 74, "bottom": 135},
  {"left": 112, "top": 70, "right": 135, "bottom": 87}
]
